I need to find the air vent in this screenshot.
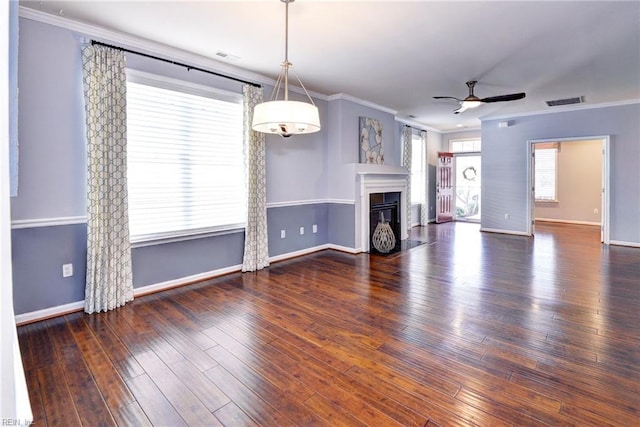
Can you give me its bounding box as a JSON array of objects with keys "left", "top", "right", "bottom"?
[
  {"left": 215, "top": 51, "right": 241, "bottom": 61},
  {"left": 546, "top": 96, "right": 584, "bottom": 107}
]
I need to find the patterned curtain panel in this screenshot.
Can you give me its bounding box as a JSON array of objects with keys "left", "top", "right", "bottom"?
[
  {"left": 401, "top": 125, "right": 412, "bottom": 232},
  {"left": 81, "top": 45, "right": 134, "bottom": 314},
  {"left": 419, "top": 130, "right": 429, "bottom": 226},
  {"left": 242, "top": 85, "right": 269, "bottom": 272}
]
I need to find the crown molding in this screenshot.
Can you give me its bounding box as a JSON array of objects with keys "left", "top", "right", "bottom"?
[
  {"left": 440, "top": 126, "right": 482, "bottom": 135},
  {"left": 18, "top": 7, "right": 268, "bottom": 86},
  {"left": 394, "top": 117, "right": 441, "bottom": 134},
  {"left": 18, "top": 7, "right": 333, "bottom": 102},
  {"left": 327, "top": 93, "right": 397, "bottom": 115},
  {"left": 482, "top": 98, "right": 640, "bottom": 122}
]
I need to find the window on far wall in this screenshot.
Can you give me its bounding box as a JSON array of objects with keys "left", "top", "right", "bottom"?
[
  {"left": 411, "top": 133, "right": 424, "bottom": 204},
  {"left": 534, "top": 147, "right": 558, "bottom": 202},
  {"left": 126, "top": 71, "right": 245, "bottom": 243},
  {"left": 450, "top": 138, "right": 481, "bottom": 153}
]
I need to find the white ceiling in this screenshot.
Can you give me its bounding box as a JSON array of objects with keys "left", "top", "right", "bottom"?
[{"left": 21, "top": 1, "right": 640, "bottom": 132}]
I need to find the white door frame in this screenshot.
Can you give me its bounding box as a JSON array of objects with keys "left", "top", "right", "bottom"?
[{"left": 526, "top": 135, "right": 610, "bottom": 244}]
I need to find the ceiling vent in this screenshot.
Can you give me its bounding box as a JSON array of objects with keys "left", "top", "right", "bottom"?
[
  {"left": 215, "top": 51, "right": 240, "bottom": 61},
  {"left": 546, "top": 96, "right": 584, "bottom": 107}
]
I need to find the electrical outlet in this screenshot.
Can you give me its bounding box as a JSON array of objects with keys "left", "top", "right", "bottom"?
[
  {"left": 280, "top": 229, "right": 286, "bottom": 239},
  {"left": 504, "top": 213, "right": 510, "bottom": 220},
  {"left": 300, "top": 226, "right": 305, "bottom": 235},
  {"left": 312, "top": 224, "right": 317, "bottom": 234},
  {"left": 594, "top": 208, "right": 599, "bottom": 214},
  {"left": 62, "top": 263, "right": 73, "bottom": 278}
]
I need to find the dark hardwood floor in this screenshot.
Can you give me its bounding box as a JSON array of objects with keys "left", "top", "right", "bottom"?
[{"left": 18, "top": 222, "right": 640, "bottom": 426}]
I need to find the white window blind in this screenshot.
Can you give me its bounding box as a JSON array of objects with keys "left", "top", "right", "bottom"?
[
  {"left": 126, "top": 73, "right": 245, "bottom": 242},
  {"left": 411, "top": 133, "right": 424, "bottom": 204},
  {"left": 535, "top": 148, "right": 558, "bottom": 202}
]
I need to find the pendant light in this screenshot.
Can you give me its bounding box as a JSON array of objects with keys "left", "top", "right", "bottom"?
[{"left": 251, "top": 0, "right": 321, "bottom": 138}]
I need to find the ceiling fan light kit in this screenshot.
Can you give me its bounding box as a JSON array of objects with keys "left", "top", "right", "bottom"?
[
  {"left": 434, "top": 80, "right": 526, "bottom": 115},
  {"left": 251, "top": 0, "right": 321, "bottom": 138}
]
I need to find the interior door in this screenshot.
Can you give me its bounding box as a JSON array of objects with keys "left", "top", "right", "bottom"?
[{"left": 436, "top": 152, "right": 454, "bottom": 223}]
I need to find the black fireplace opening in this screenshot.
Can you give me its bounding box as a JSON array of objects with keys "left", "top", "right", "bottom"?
[{"left": 369, "top": 192, "right": 401, "bottom": 254}]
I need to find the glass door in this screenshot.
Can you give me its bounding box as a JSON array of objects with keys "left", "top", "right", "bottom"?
[{"left": 454, "top": 154, "right": 481, "bottom": 221}]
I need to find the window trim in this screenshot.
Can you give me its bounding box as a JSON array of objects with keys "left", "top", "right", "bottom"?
[
  {"left": 449, "top": 137, "right": 481, "bottom": 154},
  {"left": 126, "top": 69, "right": 241, "bottom": 104},
  {"left": 125, "top": 69, "right": 246, "bottom": 244},
  {"left": 130, "top": 226, "right": 244, "bottom": 248}
]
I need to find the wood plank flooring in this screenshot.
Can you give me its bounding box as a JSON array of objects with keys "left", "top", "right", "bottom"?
[{"left": 18, "top": 222, "right": 640, "bottom": 426}]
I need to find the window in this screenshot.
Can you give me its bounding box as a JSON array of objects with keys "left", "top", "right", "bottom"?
[
  {"left": 534, "top": 147, "right": 558, "bottom": 202},
  {"left": 450, "top": 138, "right": 481, "bottom": 153},
  {"left": 126, "top": 71, "right": 245, "bottom": 242},
  {"left": 410, "top": 133, "right": 424, "bottom": 204}
]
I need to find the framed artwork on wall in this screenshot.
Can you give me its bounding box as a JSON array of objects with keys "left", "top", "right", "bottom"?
[{"left": 359, "top": 117, "right": 384, "bottom": 164}]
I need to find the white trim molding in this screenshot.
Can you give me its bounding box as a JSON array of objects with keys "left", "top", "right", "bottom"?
[
  {"left": 11, "top": 200, "right": 358, "bottom": 230},
  {"left": 11, "top": 216, "right": 87, "bottom": 229},
  {"left": 266, "top": 199, "right": 347, "bottom": 208},
  {"left": 609, "top": 240, "right": 640, "bottom": 249},
  {"left": 327, "top": 93, "right": 397, "bottom": 115},
  {"left": 14, "top": 300, "right": 85, "bottom": 325},
  {"left": 134, "top": 264, "right": 242, "bottom": 297},
  {"left": 18, "top": 7, "right": 273, "bottom": 87},
  {"left": 480, "top": 228, "right": 531, "bottom": 237},
  {"left": 269, "top": 244, "right": 360, "bottom": 262},
  {"left": 394, "top": 117, "right": 441, "bottom": 134},
  {"left": 484, "top": 99, "right": 640, "bottom": 122},
  {"left": 535, "top": 218, "right": 601, "bottom": 226}
]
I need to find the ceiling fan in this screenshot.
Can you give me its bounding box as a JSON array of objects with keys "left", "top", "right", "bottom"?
[{"left": 434, "top": 80, "right": 526, "bottom": 114}]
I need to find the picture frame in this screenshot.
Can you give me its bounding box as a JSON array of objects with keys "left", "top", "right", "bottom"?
[{"left": 359, "top": 117, "right": 384, "bottom": 164}]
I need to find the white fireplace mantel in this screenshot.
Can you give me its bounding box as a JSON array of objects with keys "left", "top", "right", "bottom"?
[{"left": 355, "top": 165, "right": 409, "bottom": 252}]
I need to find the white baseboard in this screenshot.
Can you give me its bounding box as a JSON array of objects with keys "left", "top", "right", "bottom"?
[
  {"left": 134, "top": 264, "right": 243, "bottom": 297},
  {"left": 15, "top": 243, "right": 361, "bottom": 325},
  {"left": 327, "top": 243, "right": 361, "bottom": 254},
  {"left": 480, "top": 227, "right": 531, "bottom": 236},
  {"left": 609, "top": 240, "right": 640, "bottom": 248},
  {"left": 15, "top": 301, "right": 85, "bottom": 325},
  {"left": 268, "top": 244, "right": 332, "bottom": 262},
  {"left": 536, "top": 218, "right": 600, "bottom": 226}
]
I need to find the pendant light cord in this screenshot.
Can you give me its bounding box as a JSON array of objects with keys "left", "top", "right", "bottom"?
[{"left": 283, "top": 0, "right": 290, "bottom": 101}]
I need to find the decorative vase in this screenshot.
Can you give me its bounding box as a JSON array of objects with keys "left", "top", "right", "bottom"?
[{"left": 372, "top": 211, "right": 396, "bottom": 253}]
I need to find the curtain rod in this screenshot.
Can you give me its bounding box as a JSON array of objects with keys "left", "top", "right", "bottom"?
[
  {"left": 91, "top": 40, "right": 261, "bottom": 88},
  {"left": 403, "top": 124, "right": 428, "bottom": 133}
]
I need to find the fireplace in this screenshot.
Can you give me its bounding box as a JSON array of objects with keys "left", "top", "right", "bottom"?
[
  {"left": 369, "top": 192, "right": 401, "bottom": 253},
  {"left": 356, "top": 165, "right": 408, "bottom": 253}
]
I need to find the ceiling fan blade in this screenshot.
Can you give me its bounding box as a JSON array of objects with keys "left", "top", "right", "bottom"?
[
  {"left": 480, "top": 93, "right": 526, "bottom": 103},
  {"left": 453, "top": 105, "right": 468, "bottom": 114},
  {"left": 433, "top": 96, "right": 462, "bottom": 102}
]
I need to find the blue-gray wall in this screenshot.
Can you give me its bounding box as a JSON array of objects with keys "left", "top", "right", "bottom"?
[
  {"left": 9, "top": 17, "right": 345, "bottom": 315},
  {"left": 11, "top": 224, "right": 87, "bottom": 313},
  {"left": 268, "top": 204, "right": 329, "bottom": 256},
  {"left": 482, "top": 104, "right": 640, "bottom": 244}
]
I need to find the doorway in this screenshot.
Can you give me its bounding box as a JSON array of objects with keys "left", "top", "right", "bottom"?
[
  {"left": 454, "top": 153, "right": 481, "bottom": 222},
  {"left": 527, "top": 136, "right": 610, "bottom": 243}
]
